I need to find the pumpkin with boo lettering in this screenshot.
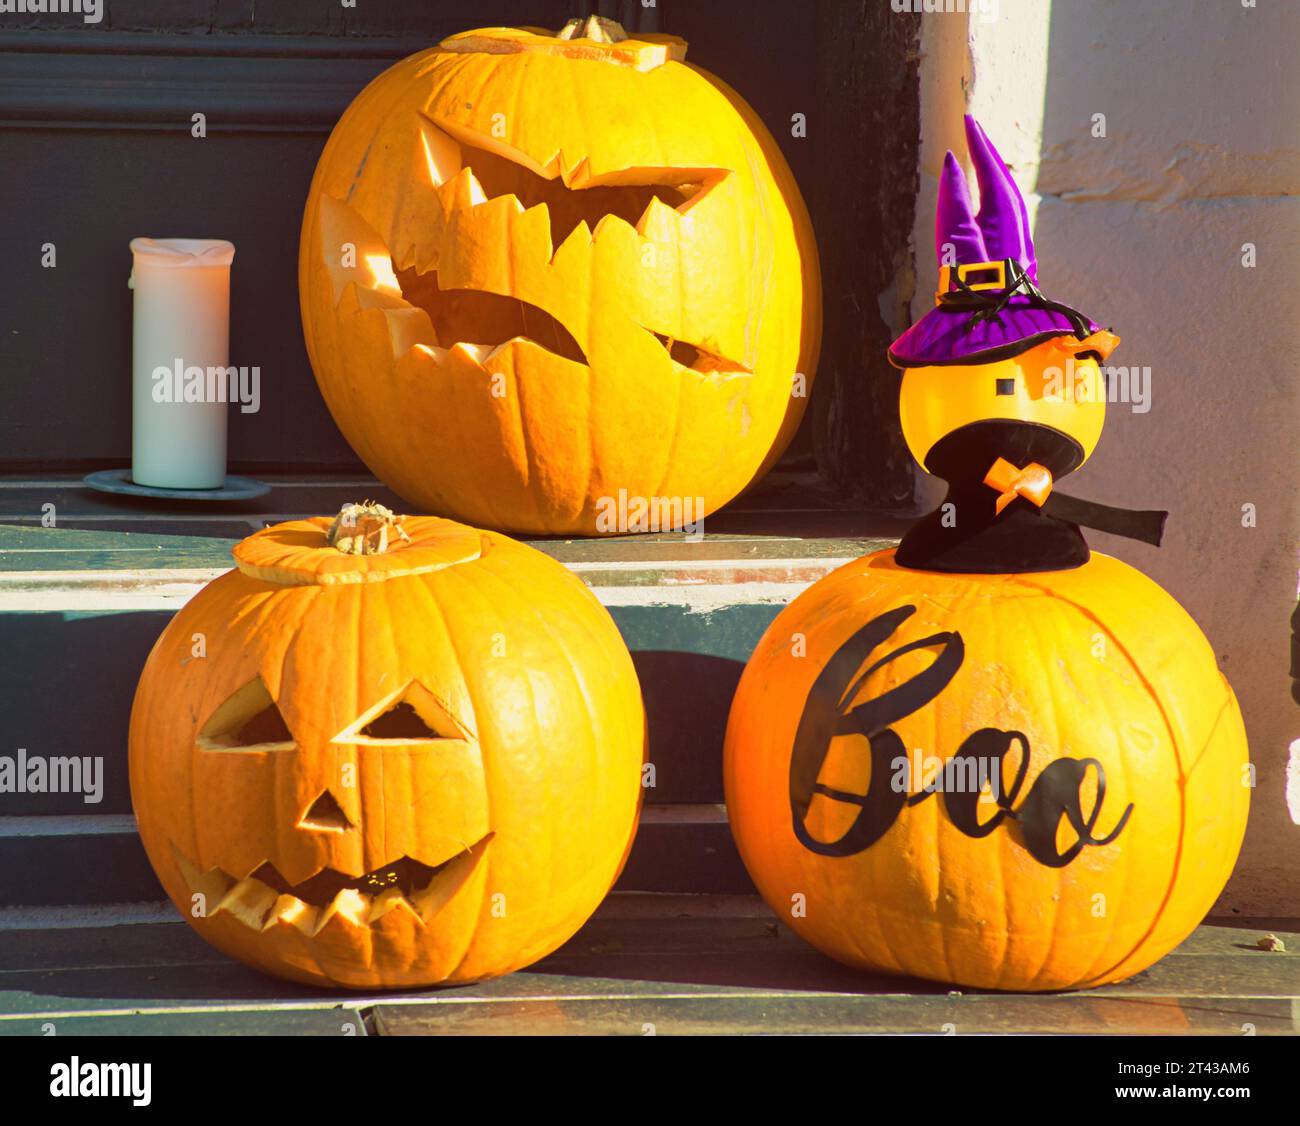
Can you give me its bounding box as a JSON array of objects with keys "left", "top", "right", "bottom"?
[{"left": 724, "top": 550, "right": 1249, "bottom": 991}]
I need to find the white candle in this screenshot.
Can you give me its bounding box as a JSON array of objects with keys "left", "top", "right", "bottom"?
[{"left": 129, "top": 237, "right": 236, "bottom": 490}]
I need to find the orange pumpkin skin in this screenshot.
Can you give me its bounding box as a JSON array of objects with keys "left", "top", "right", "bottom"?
[
  {"left": 724, "top": 549, "right": 1249, "bottom": 992},
  {"left": 298, "top": 26, "right": 821, "bottom": 534},
  {"left": 129, "top": 516, "right": 645, "bottom": 989}
]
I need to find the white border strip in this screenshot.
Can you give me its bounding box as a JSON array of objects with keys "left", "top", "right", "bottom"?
[
  {"left": 565, "top": 556, "right": 853, "bottom": 573},
  {"left": 1, "top": 559, "right": 849, "bottom": 581},
  {"left": 0, "top": 561, "right": 844, "bottom": 612},
  {"left": 0, "top": 583, "right": 817, "bottom": 612}
]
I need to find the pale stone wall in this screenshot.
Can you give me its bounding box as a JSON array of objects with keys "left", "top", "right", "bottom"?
[{"left": 901, "top": 0, "right": 1300, "bottom": 912}]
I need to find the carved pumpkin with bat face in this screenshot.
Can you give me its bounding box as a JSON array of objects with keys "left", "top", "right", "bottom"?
[
  {"left": 299, "top": 21, "right": 821, "bottom": 534},
  {"left": 129, "top": 510, "right": 645, "bottom": 989}
]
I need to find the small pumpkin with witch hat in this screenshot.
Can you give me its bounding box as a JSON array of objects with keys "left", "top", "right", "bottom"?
[
  {"left": 890, "top": 116, "right": 1166, "bottom": 572},
  {"left": 724, "top": 118, "right": 1249, "bottom": 992}
]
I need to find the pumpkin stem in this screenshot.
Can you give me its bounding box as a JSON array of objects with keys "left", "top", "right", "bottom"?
[
  {"left": 326, "top": 501, "right": 412, "bottom": 556},
  {"left": 557, "top": 15, "right": 629, "bottom": 43}
]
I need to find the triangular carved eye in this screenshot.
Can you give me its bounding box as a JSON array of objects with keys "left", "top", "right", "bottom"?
[
  {"left": 299, "top": 789, "right": 353, "bottom": 833},
  {"left": 198, "top": 677, "right": 295, "bottom": 751},
  {"left": 362, "top": 701, "right": 437, "bottom": 740},
  {"left": 337, "top": 681, "right": 472, "bottom": 744}
]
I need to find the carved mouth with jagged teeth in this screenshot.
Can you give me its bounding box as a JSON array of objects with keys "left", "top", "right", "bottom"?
[
  {"left": 317, "top": 112, "right": 753, "bottom": 377},
  {"left": 173, "top": 834, "right": 493, "bottom": 934},
  {"left": 251, "top": 854, "right": 456, "bottom": 907}
]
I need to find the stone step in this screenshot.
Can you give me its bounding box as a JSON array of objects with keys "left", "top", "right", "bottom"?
[
  {"left": 0, "top": 894, "right": 1295, "bottom": 1035},
  {"left": 0, "top": 474, "right": 898, "bottom": 814},
  {"left": 0, "top": 473, "right": 907, "bottom": 904},
  {"left": 0, "top": 592, "right": 791, "bottom": 814},
  {"left": 0, "top": 805, "right": 751, "bottom": 907}
]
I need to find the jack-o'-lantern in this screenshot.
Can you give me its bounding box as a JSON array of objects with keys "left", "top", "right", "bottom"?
[
  {"left": 129, "top": 503, "right": 645, "bottom": 989},
  {"left": 723, "top": 118, "right": 1249, "bottom": 992},
  {"left": 299, "top": 16, "right": 821, "bottom": 534}
]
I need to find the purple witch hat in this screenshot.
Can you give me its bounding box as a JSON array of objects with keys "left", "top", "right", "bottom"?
[{"left": 889, "top": 116, "right": 1117, "bottom": 368}]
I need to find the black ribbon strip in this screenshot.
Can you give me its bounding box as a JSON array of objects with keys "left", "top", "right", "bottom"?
[
  {"left": 938, "top": 258, "right": 1095, "bottom": 340},
  {"left": 1042, "top": 491, "right": 1167, "bottom": 547}
]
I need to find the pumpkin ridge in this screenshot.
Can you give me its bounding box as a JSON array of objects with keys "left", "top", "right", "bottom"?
[
  {"left": 960, "top": 581, "right": 1088, "bottom": 990},
  {"left": 1016, "top": 604, "right": 1074, "bottom": 991},
  {"left": 1000, "top": 572, "right": 1190, "bottom": 989},
  {"left": 413, "top": 564, "right": 497, "bottom": 979},
  {"left": 502, "top": 340, "right": 544, "bottom": 528},
  {"left": 1035, "top": 603, "right": 1127, "bottom": 990},
  {"left": 1072, "top": 688, "right": 1239, "bottom": 989},
  {"left": 647, "top": 339, "right": 686, "bottom": 506},
  {"left": 474, "top": 544, "right": 639, "bottom": 952},
  {"left": 480, "top": 559, "right": 565, "bottom": 916},
  {"left": 931, "top": 798, "right": 960, "bottom": 988},
  {"left": 998, "top": 569, "right": 1190, "bottom": 972},
  {"left": 650, "top": 178, "right": 731, "bottom": 504}
]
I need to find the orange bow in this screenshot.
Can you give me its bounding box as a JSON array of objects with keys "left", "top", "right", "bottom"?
[{"left": 983, "top": 457, "right": 1053, "bottom": 515}]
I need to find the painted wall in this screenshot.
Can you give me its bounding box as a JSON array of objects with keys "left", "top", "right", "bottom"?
[{"left": 901, "top": 0, "right": 1299, "bottom": 913}]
